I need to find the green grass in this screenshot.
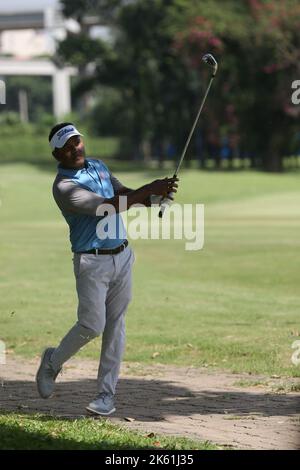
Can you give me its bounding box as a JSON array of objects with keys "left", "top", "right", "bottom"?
[
  {"left": 233, "top": 379, "right": 300, "bottom": 393},
  {"left": 0, "top": 164, "right": 300, "bottom": 378},
  {"left": 0, "top": 413, "right": 216, "bottom": 450}
]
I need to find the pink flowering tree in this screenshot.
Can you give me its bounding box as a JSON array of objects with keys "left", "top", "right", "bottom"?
[{"left": 172, "top": 0, "right": 300, "bottom": 171}]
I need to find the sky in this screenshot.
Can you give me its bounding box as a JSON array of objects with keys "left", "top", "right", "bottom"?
[{"left": 0, "top": 0, "right": 59, "bottom": 13}]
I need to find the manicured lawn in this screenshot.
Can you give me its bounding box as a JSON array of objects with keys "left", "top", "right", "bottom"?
[
  {"left": 0, "top": 413, "right": 216, "bottom": 450},
  {"left": 0, "top": 163, "right": 300, "bottom": 377}
]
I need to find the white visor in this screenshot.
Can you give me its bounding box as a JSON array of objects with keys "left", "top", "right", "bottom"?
[{"left": 50, "top": 125, "right": 83, "bottom": 150}]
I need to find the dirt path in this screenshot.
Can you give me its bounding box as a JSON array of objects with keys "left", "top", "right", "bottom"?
[{"left": 0, "top": 356, "right": 299, "bottom": 450}]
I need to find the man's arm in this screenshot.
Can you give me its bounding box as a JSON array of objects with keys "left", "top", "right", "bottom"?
[
  {"left": 110, "top": 172, "right": 160, "bottom": 206},
  {"left": 109, "top": 173, "right": 133, "bottom": 196},
  {"left": 114, "top": 187, "right": 133, "bottom": 196},
  {"left": 115, "top": 186, "right": 153, "bottom": 206},
  {"left": 53, "top": 178, "right": 106, "bottom": 216},
  {"left": 100, "top": 177, "right": 178, "bottom": 214},
  {"left": 53, "top": 175, "right": 178, "bottom": 217}
]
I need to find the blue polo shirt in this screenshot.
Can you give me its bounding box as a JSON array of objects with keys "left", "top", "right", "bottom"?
[{"left": 53, "top": 158, "right": 127, "bottom": 252}]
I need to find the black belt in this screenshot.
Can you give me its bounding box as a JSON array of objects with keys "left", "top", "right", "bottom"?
[{"left": 77, "top": 240, "right": 128, "bottom": 255}]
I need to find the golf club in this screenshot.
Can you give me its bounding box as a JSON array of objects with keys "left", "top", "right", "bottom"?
[{"left": 158, "top": 53, "right": 218, "bottom": 218}]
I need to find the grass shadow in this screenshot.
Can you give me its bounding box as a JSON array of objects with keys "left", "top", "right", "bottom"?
[
  {"left": 0, "top": 414, "right": 152, "bottom": 450},
  {"left": 1, "top": 375, "right": 300, "bottom": 449},
  {"left": 1, "top": 376, "right": 300, "bottom": 420}
]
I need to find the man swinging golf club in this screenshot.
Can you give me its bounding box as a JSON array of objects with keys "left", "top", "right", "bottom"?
[
  {"left": 36, "top": 52, "right": 217, "bottom": 416},
  {"left": 35, "top": 122, "right": 178, "bottom": 415}
]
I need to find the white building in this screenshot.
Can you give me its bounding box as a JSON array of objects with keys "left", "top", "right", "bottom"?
[
  {"left": 0, "top": 0, "right": 59, "bottom": 57},
  {"left": 0, "top": 0, "right": 79, "bottom": 118}
]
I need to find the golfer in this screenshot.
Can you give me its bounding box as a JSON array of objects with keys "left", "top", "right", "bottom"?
[{"left": 36, "top": 122, "right": 178, "bottom": 415}]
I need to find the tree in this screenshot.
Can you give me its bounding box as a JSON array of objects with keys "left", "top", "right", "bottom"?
[
  {"left": 0, "top": 76, "right": 52, "bottom": 123},
  {"left": 58, "top": 0, "right": 203, "bottom": 162},
  {"left": 57, "top": 0, "right": 300, "bottom": 171},
  {"left": 173, "top": 0, "right": 300, "bottom": 171}
]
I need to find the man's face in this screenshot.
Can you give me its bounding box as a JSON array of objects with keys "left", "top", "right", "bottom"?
[{"left": 54, "top": 135, "right": 86, "bottom": 169}]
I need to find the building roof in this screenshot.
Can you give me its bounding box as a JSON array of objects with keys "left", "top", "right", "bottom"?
[{"left": 0, "top": 0, "right": 59, "bottom": 14}]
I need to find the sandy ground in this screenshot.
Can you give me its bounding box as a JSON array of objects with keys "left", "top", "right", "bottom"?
[{"left": 0, "top": 355, "right": 299, "bottom": 450}]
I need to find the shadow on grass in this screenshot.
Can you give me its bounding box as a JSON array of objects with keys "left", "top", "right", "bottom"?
[
  {"left": 1, "top": 375, "right": 300, "bottom": 420},
  {"left": 0, "top": 413, "right": 155, "bottom": 450},
  {"left": 0, "top": 418, "right": 130, "bottom": 450},
  {"left": 1, "top": 376, "right": 300, "bottom": 449}
]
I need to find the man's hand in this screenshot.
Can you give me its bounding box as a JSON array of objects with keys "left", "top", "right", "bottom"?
[
  {"left": 102, "top": 176, "right": 179, "bottom": 213},
  {"left": 147, "top": 177, "right": 179, "bottom": 199}
]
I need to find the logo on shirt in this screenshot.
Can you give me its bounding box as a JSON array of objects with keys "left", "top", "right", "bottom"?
[{"left": 99, "top": 171, "right": 108, "bottom": 180}]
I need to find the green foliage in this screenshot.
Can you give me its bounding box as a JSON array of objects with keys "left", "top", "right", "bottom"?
[
  {"left": 88, "top": 86, "right": 124, "bottom": 136},
  {"left": 57, "top": 0, "right": 300, "bottom": 171},
  {"left": 0, "top": 111, "right": 26, "bottom": 128},
  {"left": 57, "top": 33, "right": 108, "bottom": 68},
  {"left": 0, "top": 116, "right": 119, "bottom": 163},
  {"left": 59, "top": 0, "right": 208, "bottom": 159},
  {"left": 0, "top": 76, "right": 52, "bottom": 123},
  {"left": 170, "top": 0, "right": 300, "bottom": 170},
  {"left": 61, "top": 0, "right": 122, "bottom": 24}
]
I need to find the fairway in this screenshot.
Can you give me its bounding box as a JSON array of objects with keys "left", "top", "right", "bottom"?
[
  {"left": 0, "top": 163, "right": 300, "bottom": 377},
  {"left": 2, "top": 0, "right": 300, "bottom": 452}
]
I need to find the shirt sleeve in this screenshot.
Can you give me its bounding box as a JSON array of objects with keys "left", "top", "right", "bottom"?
[
  {"left": 53, "top": 177, "right": 105, "bottom": 216},
  {"left": 109, "top": 172, "right": 125, "bottom": 193}
]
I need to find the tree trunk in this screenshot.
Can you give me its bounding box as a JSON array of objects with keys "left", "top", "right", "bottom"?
[
  {"left": 262, "top": 133, "right": 284, "bottom": 172},
  {"left": 263, "top": 151, "right": 283, "bottom": 172}
]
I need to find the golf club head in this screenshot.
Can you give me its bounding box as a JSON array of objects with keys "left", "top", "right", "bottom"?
[{"left": 202, "top": 53, "right": 218, "bottom": 76}]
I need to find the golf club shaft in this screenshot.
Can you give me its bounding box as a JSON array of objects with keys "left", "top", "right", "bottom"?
[{"left": 158, "top": 74, "right": 215, "bottom": 218}]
